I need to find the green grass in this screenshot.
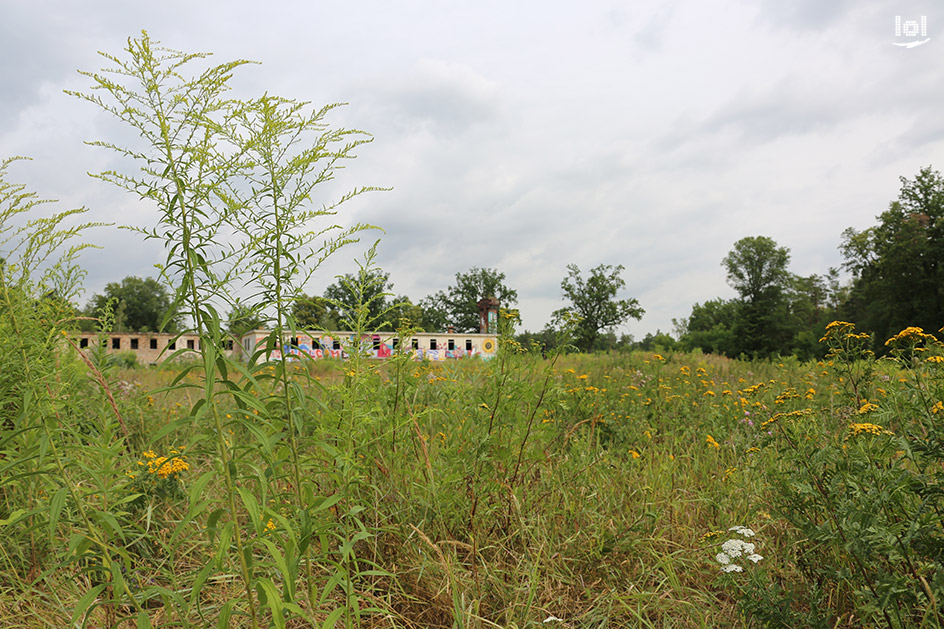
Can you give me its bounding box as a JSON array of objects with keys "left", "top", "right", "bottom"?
[{"left": 2, "top": 328, "right": 944, "bottom": 627}]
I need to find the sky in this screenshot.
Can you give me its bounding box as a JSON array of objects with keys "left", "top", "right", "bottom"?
[{"left": 1, "top": 1, "right": 941, "bottom": 339}]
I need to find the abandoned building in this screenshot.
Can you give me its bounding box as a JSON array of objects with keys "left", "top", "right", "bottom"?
[{"left": 71, "top": 298, "right": 502, "bottom": 365}]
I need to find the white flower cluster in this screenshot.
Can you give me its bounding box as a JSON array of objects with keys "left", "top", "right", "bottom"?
[{"left": 715, "top": 526, "right": 763, "bottom": 573}]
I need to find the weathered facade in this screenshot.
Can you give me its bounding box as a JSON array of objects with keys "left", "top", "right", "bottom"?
[
  {"left": 234, "top": 330, "right": 499, "bottom": 362},
  {"left": 71, "top": 332, "right": 234, "bottom": 365},
  {"left": 70, "top": 294, "right": 503, "bottom": 365},
  {"left": 70, "top": 329, "right": 499, "bottom": 365}
]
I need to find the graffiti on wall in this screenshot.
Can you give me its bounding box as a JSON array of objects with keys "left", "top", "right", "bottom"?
[{"left": 256, "top": 334, "right": 492, "bottom": 362}]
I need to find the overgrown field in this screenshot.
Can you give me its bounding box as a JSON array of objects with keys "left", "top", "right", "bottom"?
[
  {"left": 3, "top": 33, "right": 944, "bottom": 628},
  {"left": 2, "top": 317, "right": 944, "bottom": 628}
]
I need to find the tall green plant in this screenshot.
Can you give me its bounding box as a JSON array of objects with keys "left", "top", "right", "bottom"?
[{"left": 73, "top": 32, "right": 382, "bottom": 627}]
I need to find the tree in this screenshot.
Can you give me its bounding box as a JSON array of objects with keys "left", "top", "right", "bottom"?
[
  {"left": 323, "top": 268, "right": 392, "bottom": 329},
  {"left": 291, "top": 293, "right": 338, "bottom": 331},
  {"left": 553, "top": 263, "right": 644, "bottom": 352},
  {"left": 385, "top": 295, "right": 425, "bottom": 331},
  {"left": 226, "top": 303, "right": 265, "bottom": 338},
  {"left": 840, "top": 166, "right": 944, "bottom": 348},
  {"left": 422, "top": 267, "right": 518, "bottom": 333},
  {"left": 634, "top": 330, "right": 678, "bottom": 352},
  {"left": 674, "top": 298, "right": 739, "bottom": 356},
  {"left": 785, "top": 270, "right": 843, "bottom": 360},
  {"left": 85, "top": 276, "right": 181, "bottom": 332},
  {"left": 722, "top": 236, "right": 793, "bottom": 357}
]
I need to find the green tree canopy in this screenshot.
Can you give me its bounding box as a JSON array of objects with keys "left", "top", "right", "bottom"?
[
  {"left": 840, "top": 166, "right": 944, "bottom": 347},
  {"left": 291, "top": 293, "right": 338, "bottom": 331},
  {"left": 553, "top": 263, "right": 644, "bottom": 352},
  {"left": 674, "top": 298, "right": 739, "bottom": 356},
  {"left": 422, "top": 267, "right": 518, "bottom": 333},
  {"left": 85, "top": 276, "right": 180, "bottom": 332},
  {"left": 722, "top": 236, "right": 793, "bottom": 358},
  {"left": 722, "top": 236, "right": 791, "bottom": 304},
  {"left": 323, "top": 268, "right": 392, "bottom": 329},
  {"left": 226, "top": 303, "right": 265, "bottom": 338},
  {"left": 385, "top": 295, "right": 425, "bottom": 331}
]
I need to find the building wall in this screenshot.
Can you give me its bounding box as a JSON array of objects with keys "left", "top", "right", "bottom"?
[
  {"left": 71, "top": 332, "right": 235, "bottom": 365},
  {"left": 70, "top": 329, "right": 500, "bottom": 365},
  {"left": 235, "top": 330, "right": 499, "bottom": 362}
]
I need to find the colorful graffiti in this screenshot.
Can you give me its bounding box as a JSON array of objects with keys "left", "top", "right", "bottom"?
[{"left": 255, "top": 334, "right": 492, "bottom": 362}]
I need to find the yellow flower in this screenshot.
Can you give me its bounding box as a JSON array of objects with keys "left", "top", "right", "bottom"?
[
  {"left": 705, "top": 434, "right": 720, "bottom": 449},
  {"left": 858, "top": 402, "right": 879, "bottom": 414},
  {"left": 930, "top": 401, "right": 944, "bottom": 415},
  {"left": 629, "top": 450, "right": 640, "bottom": 459},
  {"left": 885, "top": 326, "right": 938, "bottom": 346},
  {"left": 697, "top": 530, "right": 726, "bottom": 544},
  {"left": 847, "top": 423, "right": 893, "bottom": 438}
]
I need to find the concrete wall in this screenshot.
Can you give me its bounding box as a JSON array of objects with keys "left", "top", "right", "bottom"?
[
  {"left": 70, "top": 329, "right": 500, "bottom": 365},
  {"left": 235, "top": 330, "right": 499, "bottom": 362},
  {"left": 71, "top": 332, "right": 235, "bottom": 365}
]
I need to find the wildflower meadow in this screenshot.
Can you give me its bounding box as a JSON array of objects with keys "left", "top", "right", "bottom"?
[{"left": 2, "top": 33, "right": 944, "bottom": 628}]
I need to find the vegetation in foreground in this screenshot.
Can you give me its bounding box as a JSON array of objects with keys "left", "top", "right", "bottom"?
[
  {"left": 2, "top": 298, "right": 944, "bottom": 627},
  {"left": 2, "top": 32, "right": 944, "bottom": 628}
]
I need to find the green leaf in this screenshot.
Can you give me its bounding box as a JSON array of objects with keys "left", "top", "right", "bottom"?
[
  {"left": 49, "top": 487, "right": 69, "bottom": 537},
  {"left": 71, "top": 584, "right": 107, "bottom": 628},
  {"left": 217, "top": 600, "right": 233, "bottom": 629},
  {"left": 256, "top": 578, "right": 285, "bottom": 628},
  {"left": 0, "top": 508, "right": 27, "bottom": 526},
  {"left": 135, "top": 610, "right": 152, "bottom": 629},
  {"left": 320, "top": 607, "right": 345, "bottom": 629}
]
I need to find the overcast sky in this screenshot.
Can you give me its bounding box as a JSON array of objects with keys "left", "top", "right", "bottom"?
[{"left": 1, "top": 1, "right": 941, "bottom": 338}]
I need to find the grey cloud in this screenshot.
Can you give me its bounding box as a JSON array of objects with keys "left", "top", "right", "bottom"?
[
  {"left": 754, "top": 0, "right": 857, "bottom": 31},
  {"left": 352, "top": 60, "right": 502, "bottom": 137}
]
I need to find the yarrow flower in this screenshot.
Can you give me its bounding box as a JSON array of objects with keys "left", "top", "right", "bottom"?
[
  {"left": 712, "top": 525, "right": 763, "bottom": 573},
  {"left": 729, "top": 525, "right": 755, "bottom": 537}
]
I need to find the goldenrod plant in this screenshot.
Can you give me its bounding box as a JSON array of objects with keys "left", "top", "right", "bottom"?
[{"left": 71, "top": 32, "right": 381, "bottom": 627}]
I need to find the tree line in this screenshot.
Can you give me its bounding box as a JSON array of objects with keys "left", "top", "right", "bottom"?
[
  {"left": 668, "top": 166, "right": 944, "bottom": 359},
  {"left": 78, "top": 165, "right": 943, "bottom": 359},
  {"left": 77, "top": 263, "right": 645, "bottom": 354}
]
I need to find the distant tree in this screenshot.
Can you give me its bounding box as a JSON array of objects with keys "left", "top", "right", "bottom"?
[
  {"left": 324, "top": 269, "right": 391, "bottom": 329},
  {"left": 85, "top": 276, "right": 180, "bottom": 332},
  {"left": 840, "top": 166, "right": 944, "bottom": 348},
  {"left": 634, "top": 330, "right": 678, "bottom": 353},
  {"left": 785, "top": 270, "right": 843, "bottom": 360},
  {"left": 552, "top": 263, "right": 644, "bottom": 352},
  {"left": 674, "top": 299, "right": 739, "bottom": 356},
  {"left": 291, "top": 293, "right": 338, "bottom": 331},
  {"left": 722, "top": 237, "right": 792, "bottom": 358},
  {"left": 418, "top": 294, "right": 450, "bottom": 332},
  {"left": 423, "top": 267, "right": 518, "bottom": 333},
  {"left": 385, "top": 295, "right": 425, "bottom": 331},
  {"left": 515, "top": 327, "right": 561, "bottom": 354},
  {"left": 226, "top": 303, "right": 265, "bottom": 338}
]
